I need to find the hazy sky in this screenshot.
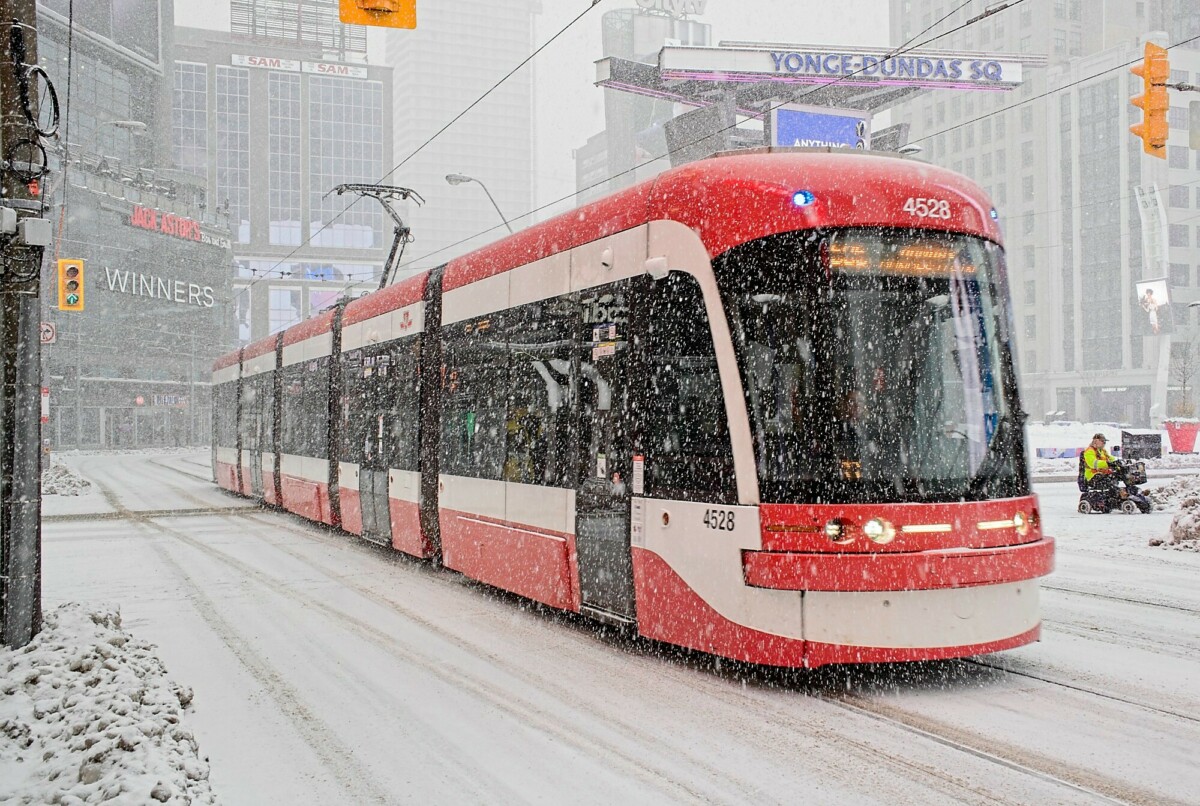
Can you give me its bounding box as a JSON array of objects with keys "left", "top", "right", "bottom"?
[{"left": 530, "top": 1, "right": 891, "bottom": 213}]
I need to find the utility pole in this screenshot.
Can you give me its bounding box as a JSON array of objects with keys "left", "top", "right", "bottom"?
[{"left": 1, "top": 0, "right": 52, "bottom": 648}]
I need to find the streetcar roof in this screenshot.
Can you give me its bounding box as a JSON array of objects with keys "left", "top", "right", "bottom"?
[{"left": 442, "top": 149, "right": 1001, "bottom": 292}]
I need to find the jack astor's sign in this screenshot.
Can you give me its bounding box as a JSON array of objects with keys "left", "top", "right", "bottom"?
[{"left": 128, "top": 205, "right": 231, "bottom": 249}]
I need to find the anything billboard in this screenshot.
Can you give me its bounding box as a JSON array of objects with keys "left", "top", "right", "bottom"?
[
  {"left": 1135, "top": 277, "right": 1172, "bottom": 336},
  {"left": 770, "top": 105, "right": 870, "bottom": 150}
]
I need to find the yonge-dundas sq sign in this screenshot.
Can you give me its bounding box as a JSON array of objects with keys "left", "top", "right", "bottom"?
[{"left": 659, "top": 45, "right": 1024, "bottom": 90}]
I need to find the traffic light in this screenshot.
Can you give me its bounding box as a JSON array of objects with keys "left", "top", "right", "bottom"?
[
  {"left": 1130, "top": 41, "right": 1170, "bottom": 158},
  {"left": 338, "top": 0, "right": 416, "bottom": 29},
  {"left": 57, "top": 258, "right": 84, "bottom": 312}
]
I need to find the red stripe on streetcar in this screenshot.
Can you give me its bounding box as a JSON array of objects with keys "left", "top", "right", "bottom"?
[{"left": 742, "top": 536, "right": 1055, "bottom": 592}]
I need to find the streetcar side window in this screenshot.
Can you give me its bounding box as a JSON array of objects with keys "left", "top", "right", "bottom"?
[
  {"left": 213, "top": 382, "right": 237, "bottom": 447},
  {"left": 440, "top": 316, "right": 509, "bottom": 481},
  {"left": 304, "top": 357, "right": 330, "bottom": 460},
  {"left": 642, "top": 273, "right": 736, "bottom": 503},
  {"left": 340, "top": 349, "right": 368, "bottom": 465},
  {"left": 392, "top": 339, "right": 421, "bottom": 471},
  {"left": 505, "top": 298, "right": 574, "bottom": 488},
  {"left": 279, "top": 365, "right": 306, "bottom": 457}
]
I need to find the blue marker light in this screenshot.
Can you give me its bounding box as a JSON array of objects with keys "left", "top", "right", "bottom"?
[
  {"left": 989, "top": 208, "right": 999, "bottom": 220},
  {"left": 792, "top": 190, "right": 817, "bottom": 207}
]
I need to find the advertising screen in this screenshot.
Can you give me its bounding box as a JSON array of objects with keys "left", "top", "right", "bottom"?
[
  {"left": 770, "top": 105, "right": 871, "bottom": 150},
  {"left": 1135, "top": 277, "right": 1172, "bottom": 336}
]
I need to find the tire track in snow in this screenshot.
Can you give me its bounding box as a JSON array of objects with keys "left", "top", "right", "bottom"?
[
  {"left": 84, "top": 474, "right": 397, "bottom": 805},
  {"left": 231, "top": 512, "right": 1091, "bottom": 805}
]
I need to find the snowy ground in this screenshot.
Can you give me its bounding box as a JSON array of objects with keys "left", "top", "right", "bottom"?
[{"left": 25, "top": 451, "right": 1200, "bottom": 803}]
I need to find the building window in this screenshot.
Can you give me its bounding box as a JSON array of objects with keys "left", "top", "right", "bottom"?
[
  {"left": 215, "top": 66, "right": 250, "bottom": 244},
  {"left": 995, "top": 114, "right": 1006, "bottom": 139},
  {"left": 172, "top": 62, "right": 207, "bottom": 177},
  {"left": 1022, "top": 215, "right": 1035, "bottom": 235},
  {"left": 1169, "top": 224, "right": 1189, "bottom": 248},
  {"left": 1025, "top": 279, "right": 1036, "bottom": 303},
  {"left": 1169, "top": 106, "right": 1188, "bottom": 129},
  {"left": 1021, "top": 107, "right": 1033, "bottom": 134},
  {"left": 1054, "top": 31, "right": 1066, "bottom": 54},
  {"left": 1170, "top": 185, "right": 1190, "bottom": 208},
  {"left": 1024, "top": 316, "right": 1036, "bottom": 339},
  {"left": 965, "top": 124, "right": 974, "bottom": 148},
  {"left": 1169, "top": 146, "right": 1189, "bottom": 169},
  {"left": 308, "top": 76, "right": 385, "bottom": 249},
  {"left": 982, "top": 152, "right": 992, "bottom": 177},
  {"left": 269, "top": 288, "right": 302, "bottom": 334},
  {"left": 231, "top": 0, "right": 366, "bottom": 54},
  {"left": 1022, "top": 141, "right": 1035, "bottom": 167},
  {"left": 1170, "top": 263, "right": 1190, "bottom": 287},
  {"left": 1069, "top": 31, "right": 1082, "bottom": 56},
  {"left": 996, "top": 149, "right": 1006, "bottom": 172},
  {"left": 1055, "top": 0, "right": 1066, "bottom": 18},
  {"left": 268, "top": 72, "right": 302, "bottom": 246},
  {"left": 981, "top": 118, "right": 992, "bottom": 144},
  {"left": 1022, "top": 175, "right": 1034, "bottom": 201}
]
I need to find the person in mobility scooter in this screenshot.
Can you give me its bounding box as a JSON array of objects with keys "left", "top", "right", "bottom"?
[{"left": 1077, "top": 433, "right": 1152, "bottom": 514}]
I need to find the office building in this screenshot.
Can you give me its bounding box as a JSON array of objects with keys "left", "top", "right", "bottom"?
[
  {"left": 173, "top": 0, "right": 394, "bottom": 344},
  {"left": 889, "top": 0, "right": 1200, "bottom": 425},
  {"left": 38, "top": 0, "right": 232, "bottom": 449}
]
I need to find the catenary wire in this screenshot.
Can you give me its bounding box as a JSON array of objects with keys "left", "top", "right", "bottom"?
[
  {"left": 236, "top": 0, "right": 608, "bottom": 305},
  {"left": 392, "top": 0, "right": 1032, "bottom": 273}
]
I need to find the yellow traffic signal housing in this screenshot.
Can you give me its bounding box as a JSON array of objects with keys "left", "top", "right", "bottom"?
[
  {"left": 1130, "top": 41, "right": 1170, "bottom": 158},
  {"left": 339, "top": 0, "right": 416, "bottom": 29},
  {"left": 57, "top": 259, "right": 84, "bottom": 312}
]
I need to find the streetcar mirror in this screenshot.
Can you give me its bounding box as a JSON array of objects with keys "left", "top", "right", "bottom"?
[{"left": 644, "top": 256, "right": 669, "bottom": 281}]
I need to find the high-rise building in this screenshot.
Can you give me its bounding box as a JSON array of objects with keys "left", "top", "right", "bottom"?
[
  {"left": 173, "top": 0, "right": 394, "bottom": 345},
  {"left": 38, "top": 0, "right": 233, "bottom": 449},
  {"left": 888, "top": 0, "right": 1198, "bottom": 425},
  {"left": 382, "top": 0, "right": 539, "bottom": 274}
]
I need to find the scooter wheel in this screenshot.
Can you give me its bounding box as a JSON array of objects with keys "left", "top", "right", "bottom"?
[
  {"left": 1120, "top": 500, "right": 1138, "bottom": 514},
  {"left": 1078, "top": 500, "right": 1093, "bottom": 514}
]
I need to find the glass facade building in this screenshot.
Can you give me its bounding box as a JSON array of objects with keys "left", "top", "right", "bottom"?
[
  {"left": 173, "top": 1, "right": 393, "bottom": 347},
  {"left": 36, "top": 0, "right": 233, "bottom": 449}
]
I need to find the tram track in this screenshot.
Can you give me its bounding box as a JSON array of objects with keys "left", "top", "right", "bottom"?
[
  {"left": 231, "top": 510, "right": 1153, "bottom": 805},
  {"left": 1042, "top": 582, "right": 1200, "bottom": 616},
  {"left": 87, "top": 475, "right": 751, "bottom": 805},
  {"left": 963, "top": 657, "right": 1200, "bottom": 725},
  {"left": 77, "top": 463, "right": 1198, "bottom": 804},
  {"left": 224, "top": 508, "right": 1192, "bottom": 805}
]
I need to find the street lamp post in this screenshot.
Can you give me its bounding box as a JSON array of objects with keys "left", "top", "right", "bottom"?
[{"left": 445, "top": 173, "right": 514, "bottom": 234}]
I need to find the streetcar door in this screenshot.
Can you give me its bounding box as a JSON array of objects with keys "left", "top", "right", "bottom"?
[
  {"left": 359, "top": 350, "right": 393, "bottom": 547},
  {"left": 244, "top": 379, "right": 264, "bottom": 496},
  {"left": 574, "top": 287, "right": 635, "bottom": 621},
  {"left": 248, "top": 377, "right": 264, "bottom": 498}
]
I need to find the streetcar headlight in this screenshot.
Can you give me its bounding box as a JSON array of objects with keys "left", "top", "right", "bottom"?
[
  {"left": 824, "top": 519, "right": 850, "bottom": 543},
  {"left": 863, "top": 517, "right": 896, "bottom": 544},
  {"left": 792, "top": 189, "right": 817, "bottom": 207},
  {"left": 1013, "top": 511, "right": 1030, "bottom": 536}
]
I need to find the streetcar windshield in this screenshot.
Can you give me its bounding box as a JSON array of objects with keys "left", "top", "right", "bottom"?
[{"left": 717, "top": 229, "right": 1027, "bottom": 504}]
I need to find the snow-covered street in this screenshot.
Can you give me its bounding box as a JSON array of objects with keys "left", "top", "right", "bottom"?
[{"left": 29, "top": 451, "right": 1200, "bottom": 804}]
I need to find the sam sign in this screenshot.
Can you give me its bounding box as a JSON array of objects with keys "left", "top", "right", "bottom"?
[{"left": 771, "top": 105, "right": 871, "bottom": 150}]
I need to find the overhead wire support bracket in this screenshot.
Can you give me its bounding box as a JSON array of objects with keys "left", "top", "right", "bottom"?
[{"left": 327, "top": 183, "right": 425, "bottom": 289}]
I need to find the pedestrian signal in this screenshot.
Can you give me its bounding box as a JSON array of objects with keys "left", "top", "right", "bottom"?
[
  {"left": 339, "top": 0, "right": 416, "bottom": 29},
  {"left": 1130, "top": 42, "right": 1170, "bottom": 158},
  {"left": 57, "top": 259, "right": 84, "bottom": 312}
]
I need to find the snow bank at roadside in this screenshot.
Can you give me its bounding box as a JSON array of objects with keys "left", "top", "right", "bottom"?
[
  {"left": 42, "top": 463, "right": 93, "bottom": 497},
  {"left": 1146, "top": 475, "right": 1200, "bottom": 511},
  {"left": 1157, "top": 507, "right": 1200, "bottom": 552},
  {"left": 0, "top": 604, "right": 215, "bottom": 805}
]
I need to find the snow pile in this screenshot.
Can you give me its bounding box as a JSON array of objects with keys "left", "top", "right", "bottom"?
[
  {"left": 42, "top": 463, "right": 93, "bottom": 497},
  {"left": 1157, "top": 507, "right": 1200, "bottom": 551},
  {"left": 1146, "top": 475, "right": 1200, "bottom": 510},
  {"left": 0, "top": 604, "right": 215, "bottom": 805}
]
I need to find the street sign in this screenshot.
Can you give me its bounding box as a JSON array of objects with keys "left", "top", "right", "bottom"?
[
  {"left": 40, "top": 387, "right": 49, "bottom": 424},
  {"left": 39, "top": 321, "right": 56, "bottom": 344}
]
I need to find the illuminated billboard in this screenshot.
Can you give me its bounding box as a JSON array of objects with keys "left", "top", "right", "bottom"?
[
  {"left": 1135, "top": 277, "right": 1172, "bottom": 336},
  {"left": 771, "top": 105, "right": 870, "bottom": 149}
]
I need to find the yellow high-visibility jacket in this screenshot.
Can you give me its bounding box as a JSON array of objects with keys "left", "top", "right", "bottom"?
[{"left": 1083, "top": 446, "right": 1114, "bottom": 481}]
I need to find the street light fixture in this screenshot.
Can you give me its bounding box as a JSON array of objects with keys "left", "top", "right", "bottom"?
[{"left": 445, "top": 173, "right": 513, "bottom": 234}]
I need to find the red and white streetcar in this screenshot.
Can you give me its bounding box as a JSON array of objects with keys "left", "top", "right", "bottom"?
[{"left": 212, "top": 148, "right": 1054, "bottom": 668}]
